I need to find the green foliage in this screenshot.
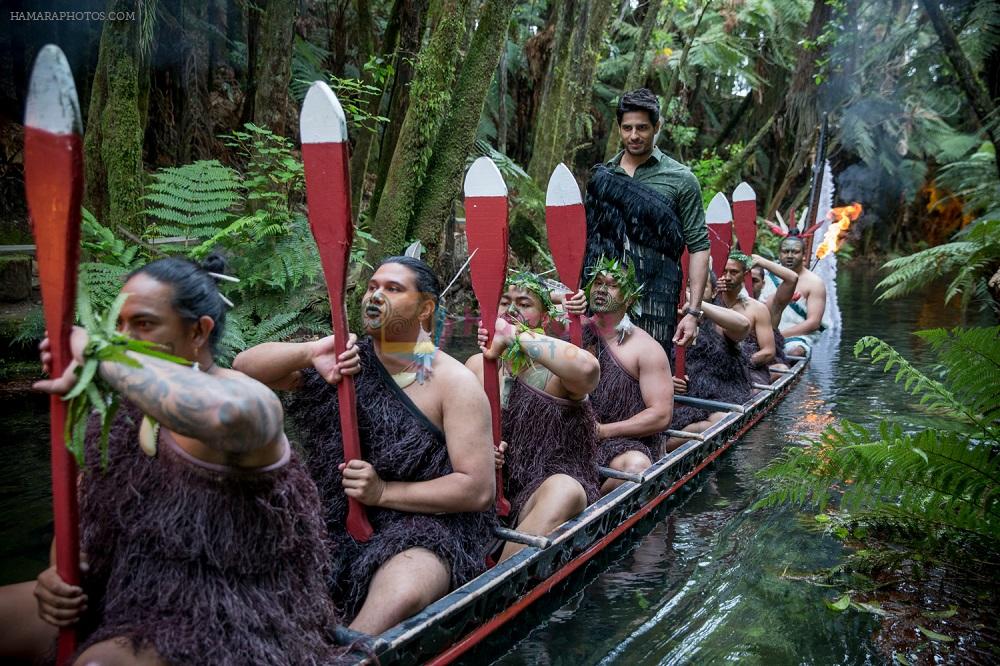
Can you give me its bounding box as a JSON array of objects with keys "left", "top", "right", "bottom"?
[
  {"left": 756, "top": 327, "right": 1000, "bottom": 545},
  {"left": 66, "top": 290, "right": 188, "bottom": 468}
]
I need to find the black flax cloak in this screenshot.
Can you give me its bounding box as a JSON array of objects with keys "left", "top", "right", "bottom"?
[
  {"left": 77, "top": 401, "right": 344, "bottom": 665},
  {"left": 584, "top": 323, "right": 662, "bottom": 466},
  {"left": 287, "top": 337, "right": 497, "bottom": 620},
  {"left": 670, "top": 317, "right": 753, "bottom": 429},
  {"left": 500, "top": 375, "right": 601, "bottom": 516},
  {"left": 584, "top": 165, "right": 686, "bottom": 349}
]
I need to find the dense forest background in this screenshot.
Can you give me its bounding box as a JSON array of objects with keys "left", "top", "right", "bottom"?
[{"left": 0, "top": 0, "right": 998, "bottom": 343}]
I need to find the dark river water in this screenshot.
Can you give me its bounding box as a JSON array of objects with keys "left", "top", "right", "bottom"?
[{"left": 0, "top": 267, "right": 981, "bottom": 663}]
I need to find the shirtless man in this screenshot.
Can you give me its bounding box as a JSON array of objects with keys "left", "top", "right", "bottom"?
[
  {"left": 717, "top": 250, "right": 776, "bottom": 385},
  {"left": 762, "top": 234, "right": 828, "bottom": 356},
  {"left": 563, "top": 257, "right": 673, "bottom": 493},
  {"left": 234, "top": 256, "right": 496, "bottom": 635},
  {"left": 466, "top": 272, "right": 601, "bottom": 561}
]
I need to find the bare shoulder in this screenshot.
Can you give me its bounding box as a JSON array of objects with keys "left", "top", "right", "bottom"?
[
  {"left": 629, "top": 327, "right": 668, "bottom": 363},
  {"left": 463, "top": 351, "right": 485, "bottom": 376},
  {"left": 800, "top": 270, "right": 826, "bottom": 295},
  {"left": 435, "top": 351, "right": 488, "bottom": 406},
  {"left": 747, "top": 297, "right": 772, "bottom": 320}
]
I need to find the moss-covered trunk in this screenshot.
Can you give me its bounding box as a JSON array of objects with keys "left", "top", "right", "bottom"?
[
  {"left": 252, "top": 0, "right": 298, "bottom": 136},
  {"left": 365, "top": 0, "right": 472, "bottom": 261},
  {"left": 84, "top": 0, "right": 145, "bottom": 236},
  {"left": 369, "top": 0, "right": 427, "bottom": 218},
  {"left": 410, "top": 0, "right": 518, "bottom": 268},
  {"left": 349, "top": 0, "right": 378, "bottom": 217},
  {"left": 526, "top": 0, "right": 614, "bottom": 183}
]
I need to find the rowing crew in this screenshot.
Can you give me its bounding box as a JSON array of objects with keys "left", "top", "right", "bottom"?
[{"left": 0, "top": 237, "right": 823, "bottom": 664}]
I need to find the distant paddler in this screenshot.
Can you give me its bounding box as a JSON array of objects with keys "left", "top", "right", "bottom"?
[
  {"left": 717, "top": 250, "right": 777, "bottom": 386},
  {"left": 564, "top": 255, "right": 673, "bottom": 493},
  {"left": 665, "top": 273, "right": 752, "bottom": 451},
  {"left": 467, "top": 271, "right": 602, "bottom": 562},
  {"left": 749, "top": 253, "right": 797, "bottom": 375},
  {"left": 761, "top": 231, "right": 830, "bottom": 357}
]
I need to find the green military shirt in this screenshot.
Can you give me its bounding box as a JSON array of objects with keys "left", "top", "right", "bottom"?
[{"left": 606, "top": 147, "right": 710, "bottom": 253}]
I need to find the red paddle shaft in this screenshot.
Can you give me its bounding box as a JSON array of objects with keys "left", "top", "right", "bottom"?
[
  {"left": 301, "top": 140, "right": 373, "bottom": 542},
  {"left": 464, "top": 194, "right": 512, "bottom": 517},
  {"left": 674, "top": 250, "right": 689, "bottom": 379},
  {"left": 25, "top": 126, "right": 82, "bottom": 663}
]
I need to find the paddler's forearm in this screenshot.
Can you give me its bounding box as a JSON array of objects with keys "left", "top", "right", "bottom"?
[
  {"left": 754, "top": 256, "right": 797, "bottom": 283},
  {"left": 702, "top": 302, "right": 750, "bottom": 339},
  {"left": 100, "top": 353, "right": 283, "bottom": 453},
  {"left": 599, "top": 406, "right": 670, "bottom": 440},
  {"left": 517, "top": 331, "right": 600, "bottom": 395},
  {"left": 232, "top": 341, "right": 315, "bottom": 388},
  {"left": 780, "top": 320, "right": 818, "bottom": 337},
  {"left": 376, "top": 473, "right": 494, "bottom": 514},
  {"left": 686, "top": 250, "right": 710, "bottom": 309}
]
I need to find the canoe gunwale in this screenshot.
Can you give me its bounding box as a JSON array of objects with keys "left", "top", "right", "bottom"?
[{"left": 356, "top": 351, "right": 810, "bottom": 664}]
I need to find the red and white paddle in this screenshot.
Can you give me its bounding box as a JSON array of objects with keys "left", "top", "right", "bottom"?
[
  {"left": 24, "top": 44, "right": 84, "bottom": 663},
  {"left": 544, "top": 163, "right": 586, "bottom": 346},
  {"left": 705, "top": 192, "right": 733, "bottom": 277},
  {"left": 300, "top": 81, "right": 373, "bottom": 542},
  {"left": 463, "top": 156, "right": 512, "bottom": 517},
  {"left": 732, "top": 182, "right": 757, "bottom": 293}
]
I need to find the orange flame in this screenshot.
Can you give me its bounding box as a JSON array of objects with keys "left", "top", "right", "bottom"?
[{"left": 815, "top": 203, "right": 863, "bottom": 259}]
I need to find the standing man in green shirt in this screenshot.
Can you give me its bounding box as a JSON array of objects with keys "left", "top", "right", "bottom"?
[{"left": 584, "top": 88, "right": 711, "bottom": 354}]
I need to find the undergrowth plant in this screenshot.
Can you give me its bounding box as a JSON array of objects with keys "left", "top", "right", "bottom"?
[{"left": 756, "top": 326, "right": 1000, "bottom": 548}]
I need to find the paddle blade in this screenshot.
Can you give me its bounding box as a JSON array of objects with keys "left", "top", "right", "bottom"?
[
  {"left": 463, "top": 156, "right": 509, "bottom": 340},
  {"left": 300, "top": 81, "right": 373, "bottom": 543},
  {"left": 545, "top": 164, "right": 586, "bottom": 345},
  {"left": 25, "top": 43, "right": 83, "bottom": 663},
  {"left": 732, "top": 182, "right": 757, "bottom": 292},
  {"left": 705, "top": 192, "right": 733, "bottom": 277}
]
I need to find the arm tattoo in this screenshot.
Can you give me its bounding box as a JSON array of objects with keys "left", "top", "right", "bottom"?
[{"left": 100, "top": 354, "right": 282, "bottom": 453}]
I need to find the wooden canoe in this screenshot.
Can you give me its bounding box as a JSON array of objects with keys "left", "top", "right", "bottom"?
[{"left": 339, "top": 351, "right": 810, "bottom": 664}]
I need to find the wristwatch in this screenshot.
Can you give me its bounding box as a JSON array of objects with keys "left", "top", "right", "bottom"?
[{"left": 683, "top": 306, "right": 704, "bottom": 321}]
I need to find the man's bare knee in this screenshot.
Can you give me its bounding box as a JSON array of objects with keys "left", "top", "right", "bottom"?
[
  {"left": 540, "top": 474, "right": 587, "bottom": 514},
  {"left": 612, "top": 451, "right": 651, "bottom": 475}
]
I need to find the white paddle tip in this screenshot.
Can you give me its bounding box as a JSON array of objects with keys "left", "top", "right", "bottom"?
[
  {"left": 732, "top": 182, "right": 755, "bottom": 202},
  {"left": 301, "top": 81, "right": 348, "bottom": 144},
  {"left": 706, "top": 192, "right": 732, "bottom": 224},
  {"left": 545, "top": 163, "right": 581, "bottom": 206},
  {"left": 25, "top": 45, "right": 81, "bottom": 135},
  {"left": 464, "top": 156, "right": 507, "bottom": 197}
]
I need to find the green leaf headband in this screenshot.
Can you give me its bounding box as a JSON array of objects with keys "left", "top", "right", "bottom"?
[
  {"left": 584, "top": 255, "right": 644, "bottom": 318},
  {"left": 728, "top": 249, "right": 752, "bottom": 269},
  {"left": 505, "top": 270, "right": 559, "bottom": 318}
]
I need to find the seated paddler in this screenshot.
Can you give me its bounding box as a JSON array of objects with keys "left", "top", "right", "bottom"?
[
  {"left": 665, "top": 272, "right": 752, "bottom": 451},
  {"left": 563, "top": 255, "right": 673, "bottom": 493},
  {"left": 750, "top": 253, "right": 797, "bottom": 376},
  {"left": 233, "top": 256, "right": 497, "bottom": 635},
  {"left": 466, "top": 271, "right": 601, "bottom": 562},
  {"left": 717, "top": 249, "right": 777, "bottom": 387},
  {"left": 0, "top": 256, "right": 343, "bottom": 666}
]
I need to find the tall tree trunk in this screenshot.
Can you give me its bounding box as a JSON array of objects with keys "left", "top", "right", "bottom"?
[
  {"left": 527, "top": 0, "right": 615, "bottom": 183},
  {"left": 252, "top": 0, "right": 298, "bottom": 135},
  {"left": 710, "top": 111, "right": 777, "bottom": 192},
  {"left": 370, "top": 0, "right": 427, "bottom": 218},
  {"left": 410, "top": 0, "right": 519, "bottom": 267},
  {"left": 84, "top": 0, "right": 145, "bottom": 235},
  {"left": 919, "top": 0, "right": 1000, "bottom": 178},
  {"left": 349, "top": 0, "right": 378, "bottom": 217},
  {"left": 365, "top": 0, "right": 473, "bottom": 260},
  {"left": 603, "top": 0, "right": 664, "bottom": 160}
]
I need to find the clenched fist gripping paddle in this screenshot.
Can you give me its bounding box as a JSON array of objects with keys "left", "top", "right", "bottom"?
[
  {"left": 732, "top": 182, "right": 757, "bottom": 293},
  {"left": 300, "top": 81, "right": 373, "bottom": 542},
  {"left": 544, "top": 164, "right": 586, "bottom": 346},
  {"left": 24, "top": 44, "right": 84, "bottom": 663},
  {"left": 463, "top": 157, "right": 512, "bottom": 517}
]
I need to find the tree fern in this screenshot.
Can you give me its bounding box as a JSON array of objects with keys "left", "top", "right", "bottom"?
[
  {"left": 143, "top": 160, "right": 242, "bottom": 241},
  {"left": 757, "top": 327, "right": 1000, "bottom": 545}
]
